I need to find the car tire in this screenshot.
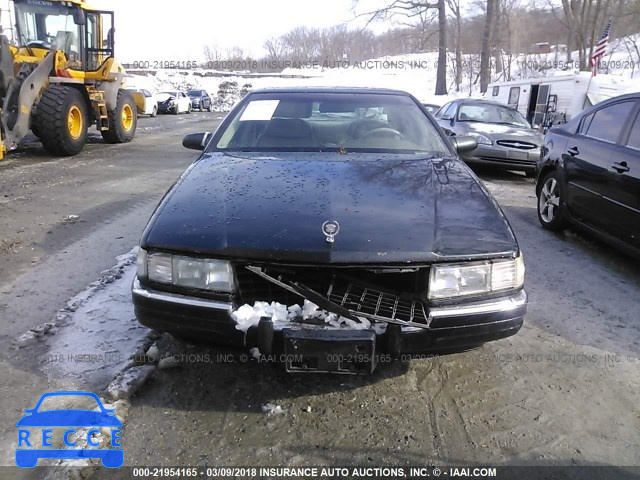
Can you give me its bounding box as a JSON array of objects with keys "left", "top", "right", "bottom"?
[
  {"left": 151, "top": 105, "right": 157, "bottom": 117},
  {"left": 101, "top": 90, "right": 137, "bottom": 144},
  {"left": 173, "top": 106, "right": 179, "bottom": 115},
  {"left": 187, "top": 104, "right": 192, "bottom": 114},
  {"left": 537, "top": 170, "right": 568, "bottom": 231}
]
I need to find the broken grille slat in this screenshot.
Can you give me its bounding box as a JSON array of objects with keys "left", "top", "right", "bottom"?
[{"left": 243, "top": 266, "right": 429, "bottom": 326}]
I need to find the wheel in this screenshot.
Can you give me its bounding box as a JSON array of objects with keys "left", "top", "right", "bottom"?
[
  {"left": 151, "top": 105, "right": 157, "bottom": 117},
  {"left": 101, "top": 90, "right": 137, "bottom": 144},
  {"left": 537, "top": 170, "right": 568, "bottom": 231},
  {"left": 34, "top": 85, "right": 89, "bottom": 156},
  {"left": 173, "top": 106, "right": 179, "bottom": 115},
  {"left": 186, "top": 104, "right": 192, "bottom": 114}
]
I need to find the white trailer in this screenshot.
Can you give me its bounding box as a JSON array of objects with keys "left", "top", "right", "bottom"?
[{"left": 486, "top": 72, "right": 639, "bottom": 126}]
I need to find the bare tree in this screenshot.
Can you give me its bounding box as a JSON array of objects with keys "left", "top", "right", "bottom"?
[
  {"left": 446, "top": 0, "right": 463, "bottom": 91},
  {"left": 354, "top": 0, "right": 447, "bottom": 95},
  {"left": 480, "top": 0, "right": 497, "bottom": 92},
  {"left": 264, "top": 38, "right": 285, "bottom": 62}
]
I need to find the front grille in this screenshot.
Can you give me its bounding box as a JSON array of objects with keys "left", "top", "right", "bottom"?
[
  {"left": 326, "top": 277, "right": 428, "bottom": 324},
  {"left": 234, "top": 264, "right": 430, "bottom": 325},
  {"left": 496, "top": 140, "right": 537, "bottom": 150}
]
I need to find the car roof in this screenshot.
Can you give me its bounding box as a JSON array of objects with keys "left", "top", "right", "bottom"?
[
  {"left": 249, "top": 86, "right": 413, "bottom": 96},
  {"left": 456, "top": 98, "right": 513, "bottom": 107}
]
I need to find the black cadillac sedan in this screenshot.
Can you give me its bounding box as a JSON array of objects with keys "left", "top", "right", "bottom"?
[{"left": 132, "top": 87, "right": 527, "bottom": 374}]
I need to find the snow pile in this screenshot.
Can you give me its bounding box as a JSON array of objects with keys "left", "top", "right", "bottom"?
[
  {"left": 231, "top": 299, "right": 371, "bottom": 332},
  {"left": 261, "top": 403, "right": 285, "bottom": 415}
]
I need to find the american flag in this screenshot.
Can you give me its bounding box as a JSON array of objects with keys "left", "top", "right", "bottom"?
[{"left": 590, "top": 19, "right": 612, "bottom": 76}]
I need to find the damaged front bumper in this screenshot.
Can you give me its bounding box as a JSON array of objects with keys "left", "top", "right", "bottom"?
[{"left": 132, "top": 264, "right": 527, "bottom": 373}]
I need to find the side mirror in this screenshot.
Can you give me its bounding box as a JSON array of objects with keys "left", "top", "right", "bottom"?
[
  {"left": 182, "top": 132, "right": 211, "bottom": 151},
  {"left": 73, "top": 8, "right": 86, "bottom": 25},
  {"left": 450, "top": 135, "right": 478, "bottom": 153}
]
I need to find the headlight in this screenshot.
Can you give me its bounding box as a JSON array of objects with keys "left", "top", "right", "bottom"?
[
  {"left": 140, "top": 249, "right": 235, "bottom": 293},
  {"left": 428, "top": 255, "right": 524, "bottom": 300},
  {"left": 468, "top": 132, "right": 493, "bottom": 145}
]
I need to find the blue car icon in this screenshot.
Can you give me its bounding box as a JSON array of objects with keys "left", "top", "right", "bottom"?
[{"left": 16, "top": 391, "right": 123, "bottom": 468}]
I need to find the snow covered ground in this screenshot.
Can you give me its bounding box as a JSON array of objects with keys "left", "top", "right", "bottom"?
[{"left": 124, "top": 33, "right": 640, "bottom": 111}]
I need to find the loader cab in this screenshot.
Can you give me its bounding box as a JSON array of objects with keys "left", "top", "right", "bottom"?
[{"left": 12, "top": 0, "right": 114, "bottom": 71}]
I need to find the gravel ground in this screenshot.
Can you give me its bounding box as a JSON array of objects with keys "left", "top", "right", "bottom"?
[{"left": 0, "top": 115, "right": 638, "bottom": 479}]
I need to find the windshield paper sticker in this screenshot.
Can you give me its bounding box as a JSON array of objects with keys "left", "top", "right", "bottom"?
[{"left": 239, "top": 100, "right": 280, "bottom": 121}]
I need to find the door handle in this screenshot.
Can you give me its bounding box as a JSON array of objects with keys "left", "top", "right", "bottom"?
[
  {"left": 567, "top": 146, "right": 579, "bottom": 156},
  {"left": 611, "top": 161, "right": 630, "bottom": 173}
]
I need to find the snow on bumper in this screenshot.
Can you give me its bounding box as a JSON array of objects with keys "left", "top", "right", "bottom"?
[{"left": 131, "top": 276, "right": 526, "bottom": 356}]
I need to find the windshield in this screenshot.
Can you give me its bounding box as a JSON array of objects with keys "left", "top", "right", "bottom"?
[
  {"left": 213, "top": 92, "right": 450, "bottom": 154},
  {"left": 457, "top": 103, "right": 530, "bottom": 127},
  {"left": 160, "top": 91, "right": 177, "bottom": 97},
  {"left": 14, "top": 2, "right": 82, "bottom": 61},
  {"left": 188, "top": 90, "right": 202, "bottom": 96}
]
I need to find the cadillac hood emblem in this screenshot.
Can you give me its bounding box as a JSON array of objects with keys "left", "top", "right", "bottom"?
[{"left": 322, "top": 220, "right": 340, "bottom": 244}]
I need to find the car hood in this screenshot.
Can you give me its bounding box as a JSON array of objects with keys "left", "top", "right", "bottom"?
[
  {"left": 464, "top": 123, "right": 543, "bottom": 144},
  {"left": 142, "top": 153, "right": 518, "bottom": 264}
]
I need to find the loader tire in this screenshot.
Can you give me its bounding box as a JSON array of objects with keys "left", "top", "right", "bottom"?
[
  {"left": 35, "top": 85, "right": 89, "bottom": 156},
  {"left": 101, "top": 90, "right": 137, "bottom": 144}
]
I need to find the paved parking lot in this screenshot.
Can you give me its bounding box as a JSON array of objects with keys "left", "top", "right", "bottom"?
[{"left": 0, "top": 112, "right": 638, "bottom": 479}]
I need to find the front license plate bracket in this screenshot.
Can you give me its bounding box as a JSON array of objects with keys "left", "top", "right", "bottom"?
[{"left": 282, "top": 328, "right": 377, "bottom": 375}]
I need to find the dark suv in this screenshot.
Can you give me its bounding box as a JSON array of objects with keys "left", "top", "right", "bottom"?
[
  {"left": 187, "top": 89, "right": 213, "bottom": 112},
  {"left": 536, "top": 93, "right": 640, "bottom": 258}
]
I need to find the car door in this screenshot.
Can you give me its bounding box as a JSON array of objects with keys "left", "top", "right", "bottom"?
[
  {"left": 179, "top": 92, "right": 189, "bottom": 112},
  {"left": 605, "top": 101, "right": 640, "bottom": 248},
  {"left": 563, "top": 99, "right": 637, "bottom": 232},
  {"left": 142, "top": 89, "right": 152, "bottom": 114},
  {"left": 435, "top": 102, "right": 458, "bottom": 136}
]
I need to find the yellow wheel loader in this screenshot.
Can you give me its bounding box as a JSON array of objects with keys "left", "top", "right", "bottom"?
[{"left": 0, "top": 0, "right": 136, "bottom": 159}]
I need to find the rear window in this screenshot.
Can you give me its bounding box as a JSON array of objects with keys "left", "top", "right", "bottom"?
[{"left": 213, "top": 92, "right": 449, "bottom": 155}]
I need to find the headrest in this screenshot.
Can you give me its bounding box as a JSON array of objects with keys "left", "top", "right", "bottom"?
[{"left": 262, "top": 118, "right": 312, "bottom": 138}]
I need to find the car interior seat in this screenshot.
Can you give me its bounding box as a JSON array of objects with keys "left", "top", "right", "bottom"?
[{"left": 256, "top": 118, "right": 317, "bottom": 148}]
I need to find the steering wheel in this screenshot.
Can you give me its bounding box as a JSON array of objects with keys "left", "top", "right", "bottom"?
[{"left": 359, "top": 127, "right": 404, "bottom": 140}]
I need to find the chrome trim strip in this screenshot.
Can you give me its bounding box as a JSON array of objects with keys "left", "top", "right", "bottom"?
[
  {"left": 567, "top": 181, "right": 600, "bottom": 196},
  {"left": 603, "top": 196, "right": 640, "bottom": 214},
  {"left": 428, "top": 290, "right": 527, "bottom": 319},
  {"left": 132, "top": 277, "right": 233, "bottom": 312}
]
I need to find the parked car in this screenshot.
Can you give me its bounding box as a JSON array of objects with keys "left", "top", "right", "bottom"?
[
  {"left": 156, "top": 91, "right": 191, "bottom": 114},
  {"left": 132, "top": 87, "right": 527, "bottom": 375},
  {"left": 536, "top": 93, "right": 640, "bottom": 258},
  {"left": 187, "top": 89, "right": 213, "bottom": 112},
  {"left": 422, "top": 103, "right": 440, "bottom": 115},
  {"left": 131, "top": 89, "right": 158, "bottom": 117},
  {"left": 435, "top": 99, "right": 543, "bottom": 176}
]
